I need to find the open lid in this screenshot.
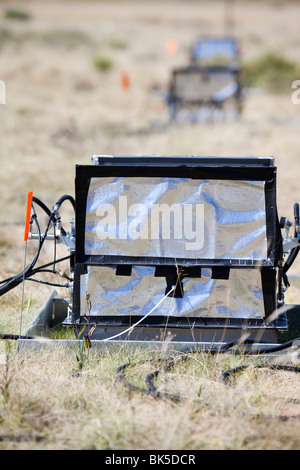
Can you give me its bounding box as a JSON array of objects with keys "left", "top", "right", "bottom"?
[
  {"left": 75, "top": 156, "right": 282, "bottom": 269},
  {"left": 191, "top": 37, "right": 239, "bottom": 63}
]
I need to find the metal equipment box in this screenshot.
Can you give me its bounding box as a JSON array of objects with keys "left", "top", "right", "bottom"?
[
  {"left": 167, "top": 37, "right": 242, "bottom": 120},
  {"left": 72, "top": 155, "right": 285, "bottom": 344}
]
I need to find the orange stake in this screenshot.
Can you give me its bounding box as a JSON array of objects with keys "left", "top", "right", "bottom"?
[
  {"left": 121, "top": 72, "right": 130, "bottom": 90},
  {"left": 165, "top": 39, "right": 178, "bottom": 55},
  {"left": 24, "top": 191, "right": 33, "bottom": 242}
]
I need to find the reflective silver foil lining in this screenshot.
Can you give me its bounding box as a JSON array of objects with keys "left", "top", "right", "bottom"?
[
  {"left": 80, "top": 266, "right": 264, "bottom": 319},
  {"left": 173, "top": 70, "right": 237, "bottom": 102},
  {"left": 85, "top": 177, "right": 267, "bottom": 262}
]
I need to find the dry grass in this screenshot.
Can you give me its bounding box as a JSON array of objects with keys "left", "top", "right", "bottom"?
[
  {"left": 0, "top": 344, "right": 299, "bottom": 450},
  {"left": 0, "top": 0, "right": 299, "bottom": 450}
]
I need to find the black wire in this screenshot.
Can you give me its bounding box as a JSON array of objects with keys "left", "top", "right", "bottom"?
[
  {"left": 117, "top": 355, "right": 300, "bottom": 402},
  {"left": 116, "top": 337, "right": 300, "bottom": 402},
  {"left": 27, "top": 256, "right": 71, "bottom": 279},
  {"left": 218, "top": 338, "right": 256, "bottom": 352},
  {"left": 144, "top": 359, "right": 183, "bottom": 402},
  {"left": 0, "top": 194, "right": 74, "bottom": 341},
  {"left": 220, "top": 364, "right": 250, "bottom": 385},
  {"left": 283, "top": 202, "right": 300, "bottom": 274},
  {"left": 55, "top": 194, "right": 76, "bottom": 212},
  {"left": 243, "top": 337, "right": 300, "bottom": 355},
  {"left": 26, "top": 278, "right": 70, "bottom": 288},
  {"left": 30, "top": 267, "right": 72, "bottom": 281},
  {"left": 32, "top": 196, "right": 51, "bottom": 216},
  {"left": 0, "top": 213, "right": 44, "bottom": 296},
  {"left": 0, "top": 255, "right": 71, "bottom": 285},
  {"left": 116, "top": 357, "right": 184, "bottom": 403},
  {"left": 0, "top": 334, "right": 34, "bottom": 340},
  {"left": 283, "top": 246, "right": 299, "bottom": 274},
  {"left": 33, "top": 194, "right": 75, "bottom": 215},
  {"left": 33, "top": 195, "right": 69, "bottom": 236},
  {"left": 0, "top": 192, "right": 75, "bottom": 296},
  {"left": 221, "top": 363, "right": 300, "bottom": 386}
]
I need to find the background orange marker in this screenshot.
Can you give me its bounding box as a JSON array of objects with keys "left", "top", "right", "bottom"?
[
  {"left": 20, "top": 190, "right": 33, "bottom": 337},
  {"left": 121, "top": 72, "right": 130, "bottom": 90},
  {"left": 165, "top": 39, "right": 178, "bottom": 55},
  {"left": 24, "top": 191, "right": 33, "bottom": 241}
]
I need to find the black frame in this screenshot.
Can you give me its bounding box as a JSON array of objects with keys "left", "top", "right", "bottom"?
[
  {"left": 190, "top": 37, "right": 240, "bottom": 64},
  {"left": 73, "top": 156, "right": 283, "bottom": 325},
  {"left": 167, "top": 64, "right": 243, "bottom": 120}
]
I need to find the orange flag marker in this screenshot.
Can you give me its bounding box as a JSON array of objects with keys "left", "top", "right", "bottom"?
[
  {"left": 121, "top": 72, "right": 130, "bottom": 90},
  {"left": 24, "top": 191, "right": 33, "bottom": 242},
  {"left": 165, "top": 39, "right": 178, "bottom": 55}
]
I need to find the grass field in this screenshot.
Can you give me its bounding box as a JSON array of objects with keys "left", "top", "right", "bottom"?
[{"left": 0, "top": 0, "right": 299, "bottom": 450}]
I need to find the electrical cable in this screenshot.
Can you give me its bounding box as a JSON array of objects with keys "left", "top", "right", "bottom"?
[
  {"left": 26, "top": 255, "right": 71, "bottom": 279},
  {"left": 283, "top": 202, "right": 300, "bottom": 274},
  {"left": 32, "top": 196, "right": 51, "bottom": 217},
  {"left": 33, "top": 195, "right": 75, "bottom": 237},
  {"left": 33, "top": 194, "right": 75, "bottom": 216},
  {"left": 117, "top": 353, "right": 300, "bottom": 402},
  {"left": 221, "top": 363, "right": 300, "bottom": 386},
  {"left": 0, "top": 334, "right": 34, "bottom": 340},
  {"left": 116, "top": 356, "right": 184, "bottom": 403},
  {"left": 0, "top": 193, "right": 74, "bottom": 296},
  {"left": 242, "top": 336, "right": 300, "bottom": 355},
  {"left": 0, "top": 211, "right": 44, "bottom": 296},
  {"left": 0, "top": 194, "right": 75, "bottom": 339},
  {"left": 115, "top": 335, "right": 300, "bottom": 402},
  {"left": 0, "top": 255, "right": 71, "bottom": 286},
  {"left": 54, "top": 194, "right": 76, "bottom": 212},
  {"left": 25, "top": 278, "right": 70, "bottom": 288}
]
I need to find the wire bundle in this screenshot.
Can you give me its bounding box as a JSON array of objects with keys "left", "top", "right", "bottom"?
[
  {"left": 115, "top": 337, "right": 300, "bottom": 402},
  {"left": 0, "top": 195, "right": 74, "bottom": 296}
]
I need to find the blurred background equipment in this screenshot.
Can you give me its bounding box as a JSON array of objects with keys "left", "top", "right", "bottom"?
[{"left": 167, "top": 37, "right": 243, "bottom": 121}]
